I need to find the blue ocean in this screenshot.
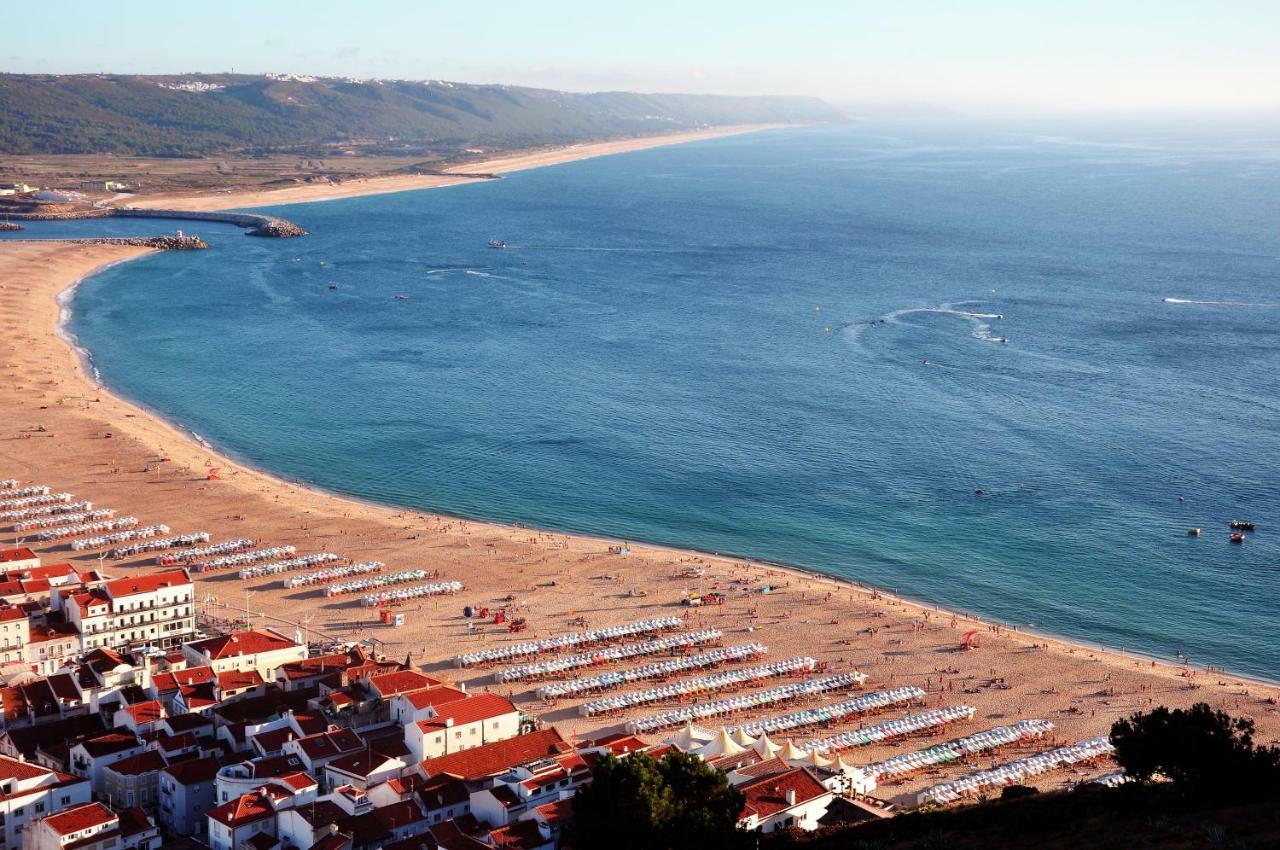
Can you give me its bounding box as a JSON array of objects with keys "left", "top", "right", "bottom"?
[{"left": 21, "top": 122, "right": 1280, "bottom": 678}]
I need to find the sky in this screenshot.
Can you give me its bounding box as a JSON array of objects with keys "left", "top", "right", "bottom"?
[{"left": 6, "top": 1, "right": 1279, "bottom": 114}]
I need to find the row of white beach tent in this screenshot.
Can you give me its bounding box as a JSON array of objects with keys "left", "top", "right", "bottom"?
[
  {"left": 238, "top": 553, "right": 344, "bottom": 581},
  {"left": 580, "top": 656, "right": 818, "bottom": 717},
  {"left": 721, "top": 683, "right": 918, "bottom": 739},
  {"left": 192, "top": 546, "right": 296, "bottom": 572},
  {"left": 857, "top": 719, "right": 1055, "bottom": 784},
  {"left": 916, "top": 737, "right": 1115, "bottom": 806},
  {"left": 538, "top": 642, "right": 767, "bottom": 699},
  {"left": 798, "top": 705, "right": 976, "bottom": 755},
  {"left": 15, "top": 509, "right": 115, "bottom": 531},
  {"left": 0, "top": 500, "right": 94, "bottom": 522},
  {"left": 494, "top": 629, "right": 724, "bottom": 683},
  {"left": 38, "top": 516, "right": 139, "bottom": 542},
  {"left": 0, "top": 485, "right": 50, "bottom": 498},
  {"left": 158, "top": 539, "right": 254, "bottom": 565},
  {"left": 71, "top": 524, "right": 170, "bottom": 551},
  {"left": 109, "top": 532, "right": 212, "bottom": 560},
  {"left": 626, "top": 672, "right": 868, "bottom": 734},
  {"left": 325, "top": 568, "right": 430, "bottom": 597},
  {"left": 360, "top": 580, "right": 464, "bottom": 607},
  {"left": 457, "top": 616, "right": 685, "bottom": 668},
  {"left": 282, "top": 560, "right": 376, "bottom": 588},
  {"left": 0, "top": 492, "right": 72, "bottom": 510}
]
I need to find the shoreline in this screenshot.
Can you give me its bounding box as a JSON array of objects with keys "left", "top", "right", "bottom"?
[
  {"left": 55, "top": 271, "right": 1274, "bottom": 689},
  {"left": 119, "top": 124, "right": 785, "bottom": 213},
  {"left": 3, "top": 131, "right": 1279, "bottom": 804}
]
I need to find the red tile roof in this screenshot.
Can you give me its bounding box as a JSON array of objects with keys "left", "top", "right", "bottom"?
[
  {"left": 0, "top": 753, "right": 56, "bottom": 782},
  {"left": 0, "top": 548, "right": 37, "bottom": 564},
  {"left": 103, "top": 569, "right": 191, "bottom": 599},
  {"left": 163, "top": 755, "right": 220, "bottom": 786},
  {"left": 293, "top": 728, "right": 364, "bottom": 761},
  {"left": 104, "top": 750, "right": 167, "bottom": 777},
  {"left": 208, "top": 790, "right": 277, "bottom": 827},
  {"left": 365, "top": 670, "right": 440, "bottom": 696},
  {"left": 1, "top": 563, "right": 74, "bottom": 582},
  {"left": 273, "top": 771, "right": 316, "bottom": 791},
  {"left": 217, "top": 669, "right": 266, "bottom": 692},
  {"left": 153, "top": 666, "right": 216, "bottom": 693},
  {"left": 416, "top": 694, "right": 518, "bottom": 732},
  {"left": 738, "top": 767, "right": 830, "bottom": 820},
  {"left": 39, "top": 801, "right": 116, "bottom": 836},
  {"left": 420, "top": 729, "right": 568, "bottom": 781},
  {"left": 401, "top": 685, "right": 469, "bottom": 711},
  {"left": 123, "top": 700, "right": 165, "bottom": 725},
  {"left": 187, "top": 629, "right": 300, "bottom": 660},
  {"left": 27, "top": 623, "right": 78, "bottom": 644},
  {"left": 533, "top": 797, "right": 575, "bottom": 825},
  {"left": 0, "top": 606, "right": 27, "bottom": 622},
  {"left": 487, "top": 819, "right": 545, "bottom": 849},
  {"left": 77, "top": 731, "right": 142, "bottom": 758}
]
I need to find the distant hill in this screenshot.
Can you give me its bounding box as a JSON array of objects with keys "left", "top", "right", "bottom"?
[{"left": 0, "top": 73, "right": 842, "bottom": 157}]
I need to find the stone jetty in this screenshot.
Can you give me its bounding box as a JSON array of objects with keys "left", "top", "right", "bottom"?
[
  {"left": 0, "top": 206, "right": 305, "bottom": 237},
  {"left": 11, "top": 235, "right": 209, "bottom": 250}
]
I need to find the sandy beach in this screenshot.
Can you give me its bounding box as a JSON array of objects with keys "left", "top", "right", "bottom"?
[
  {"left": 3, "top": 129, "right": 1279, "bottom": 807},
  {"left": 120, "top": 125, "right": 778, "bottom": 212}
]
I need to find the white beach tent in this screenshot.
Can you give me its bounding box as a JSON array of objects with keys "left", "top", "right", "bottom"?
[
  {"left": 753, "top": 730, "right": 782, "bottom": 759},
  {"left": 730, "top": 726, "right": 759, "bottom": 748},
  {"left": 666, "top": 721, "right": 714, "bottom": 752},
  {"left": 697, "top": 728, "right": 748, "bottom": 759},
  {"left": 778, "top": 738, "right": 808, "bottom": 764}
]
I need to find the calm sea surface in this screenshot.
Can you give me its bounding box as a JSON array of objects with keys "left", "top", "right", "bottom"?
[{"left": 22, "top": 122, "right": 1280, "bottom": 678}]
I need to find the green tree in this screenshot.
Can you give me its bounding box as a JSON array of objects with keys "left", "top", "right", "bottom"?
[
  {"left": 568, "top": 751, "right": 747, "bottom": 850},
  {"left": 1110, "top": 702, "right": 1280, "bottom": 799}
]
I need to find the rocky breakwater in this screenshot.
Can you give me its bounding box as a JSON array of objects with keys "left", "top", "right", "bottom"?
[
  {"left": 248, "top": 218, "right": 307, "bottom": 238},
  {"left": 38, "top": 235, "right": 209, "bottom": 250},
  {"left": 0, "top": 222, "right": 22, "bottom": 231},
  {"left": 114, "top": 208, "right": 307, "bottom": 238}
]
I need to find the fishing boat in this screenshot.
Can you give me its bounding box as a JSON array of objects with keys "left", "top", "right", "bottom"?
[
  {"left": 1187, "top": 528, "right": 1201, "bottom": 537},
  {"left": 1230, "top": 520, "right": 1255, "bottom": 532},
  {"left": 1230, "top": 533, "right": 1245, "bottom": 544},
  {"left": 488, "top": 240, "right": 508, "bottom": 249}
]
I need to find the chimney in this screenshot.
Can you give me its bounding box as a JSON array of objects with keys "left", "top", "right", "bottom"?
[
  {"left": 460, "top": 682, "right": 466, "bottom": 695},
  {"left": 785, "top": 789, "right": 796, "bottom": 807},
  {"left": 445, "top": 718, "right": 454, "bottom": 728}
]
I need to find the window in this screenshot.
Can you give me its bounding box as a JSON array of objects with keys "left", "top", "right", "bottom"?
[{"left": 35, "top": 803, "right": 43, "bottom": 813}]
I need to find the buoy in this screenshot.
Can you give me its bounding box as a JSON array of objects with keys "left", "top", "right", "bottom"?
[{"left": 823, "top": 327, "right": 831, "bottom": 334}]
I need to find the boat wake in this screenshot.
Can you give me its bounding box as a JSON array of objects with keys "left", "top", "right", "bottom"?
[
  {"left": 847, "top": 302, "right": 1008, "bottom": 345},
  {"left": 1163, "top": 297, "right": 1280, "bottom": 307}
]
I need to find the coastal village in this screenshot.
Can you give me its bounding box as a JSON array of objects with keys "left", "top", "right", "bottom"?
[
  {"left": 1, "top": 139, "right": 1278, "bottom": 848},
  {"left": 0, "top": 441, "right": 1275, "bottom": 850}
]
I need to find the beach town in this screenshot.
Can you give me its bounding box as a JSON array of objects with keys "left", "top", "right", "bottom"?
[{"left": 0, "top": 167, "right": 1278, "bottom": 848}]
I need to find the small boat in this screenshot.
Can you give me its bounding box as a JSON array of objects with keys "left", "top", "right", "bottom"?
[
  {"left": 394, "top": 294, "right": 410, "bottom": 301},
  {"left": 1230, "top": 520, "right": 1255, "bottom": 532},
  {"left": 328, "top": 283, "right": 339, "bottom": 291},
  {"left": 488, "top": 240, "right": 508, "bottom": 249},
  {"left": 1187, "top": 528, "right": 1201, "bottom": 537},
  {"left": 1230, "top": 533, "right": 1245, "bottom": 544},
  {"left": 974, "top": 488, "right": 986, "bottom": 496}
]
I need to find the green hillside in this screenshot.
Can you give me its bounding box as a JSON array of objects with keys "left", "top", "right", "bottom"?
[{"left": 0, "top": 73, "right": 841, "bottom": 156}]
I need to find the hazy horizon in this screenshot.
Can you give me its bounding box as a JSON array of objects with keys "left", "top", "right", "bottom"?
[{"left": 8, "top": 1, "right": 1279, "bottom": 117}]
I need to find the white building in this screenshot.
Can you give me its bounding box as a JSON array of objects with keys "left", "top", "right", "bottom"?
[
  {"left": 737, "top": 767, "right": 834, "bottom": 833},
  {"left": 0, "top": 755, "right": 92, "bottom": 850},
  {"left": 62, "top": 569, "right": 196, "bottom": 652},
  {"left": 403, "top": 692, "right": 521, "bottom": 762},
  {"left": 182, "top": 629, "right": 306, "bottom": 677}
]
